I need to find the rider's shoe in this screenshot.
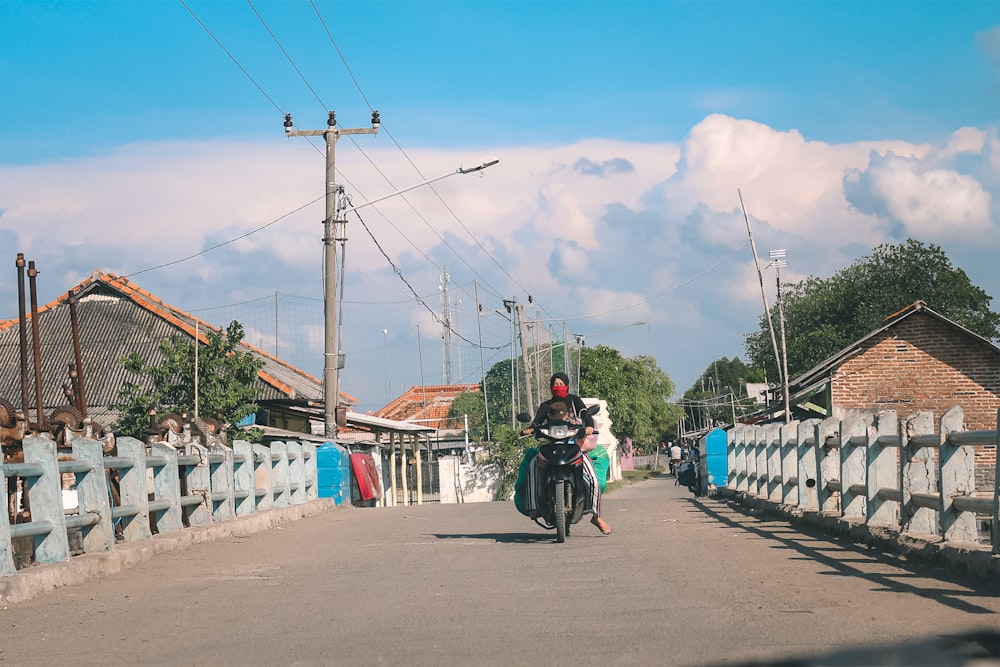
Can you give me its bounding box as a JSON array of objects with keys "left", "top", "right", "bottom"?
[{"left": 591, "top": 515, "right": 612, "bottom": 535}]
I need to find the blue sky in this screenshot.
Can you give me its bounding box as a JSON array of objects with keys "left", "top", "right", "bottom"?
[{"left": 1, "top": 1, "right": 998, "bottom": 416}]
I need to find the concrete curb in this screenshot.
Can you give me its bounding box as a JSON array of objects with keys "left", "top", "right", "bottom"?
[
  {"left": 717, "top": 488, "right": 999, "bottom": 581},
  {"left": 1, "top": 499, "right": 339, "bottom": 606}
]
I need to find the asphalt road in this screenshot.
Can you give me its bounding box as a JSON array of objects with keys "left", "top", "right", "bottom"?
[{"left": 1, "top": 475, "right": 997, "bottom": 666}]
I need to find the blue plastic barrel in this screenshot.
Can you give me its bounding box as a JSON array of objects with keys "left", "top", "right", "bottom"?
[
  {"left": 316, "top": 442, "right": 351, "bottom": 505},
  {"left": 705, "top": 428, "right": 728, "bottom": 489}
]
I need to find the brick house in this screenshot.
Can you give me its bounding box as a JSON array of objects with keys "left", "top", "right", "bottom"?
[{"left": 785, "top": 301, "right": 999, "bottom": 490}]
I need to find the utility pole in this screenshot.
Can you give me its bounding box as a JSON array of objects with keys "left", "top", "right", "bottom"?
[
  {"left": 516, "top": 303, "right": 534, "bottom": 412},
  {"left": 284, "top": 110, "right": 380, "bottom": 438},
  {"left": 769, "top": 249, "right": 791, "bottom": 424},
  {"left": 440, "top": 265, "right": 453, "bottom": 384},
  {"left": 474, "top": 281, "right": 491, "bottom": 441},
  {"left": 502, "top": 298, "right": 516, "bottom": 427}
]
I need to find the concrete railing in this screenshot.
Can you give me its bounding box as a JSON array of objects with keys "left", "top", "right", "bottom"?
[
  {"left": 726, "top": 406, "right": 999, "bottom": 554},
  {"left": 1, "top": 435, "right": 317, "bottom": 577}
]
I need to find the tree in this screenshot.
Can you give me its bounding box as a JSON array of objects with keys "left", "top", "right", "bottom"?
[
  {"left": 682, "top": 357, "right": 764, "bottom": 429},
  {"left": 745, "top": 239, "right": 1000, "bottom": 382},
  {"left": 446, "top": 390, "right": 486, "bottom": 441},
  {"left": 578, "top": 345, "right": 683, "bottom": 446},
  {"left": 112, "top": 321, "right": 265, "bottom": 440}
]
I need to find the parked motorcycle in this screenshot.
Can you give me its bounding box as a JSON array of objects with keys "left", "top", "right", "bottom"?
[{"left": 517, "top": 405, "right": 600, "bottom": 543}]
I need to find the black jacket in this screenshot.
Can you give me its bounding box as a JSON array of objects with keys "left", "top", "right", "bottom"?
[{"left": 530, "top": 393, "right": 594, "bottom": 429}]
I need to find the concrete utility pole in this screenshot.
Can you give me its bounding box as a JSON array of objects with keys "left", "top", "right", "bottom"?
[
  {"left": 440, "top": 265, "right": 453, "bottom": 384},
  {"left": 516, "top": 303, "right": 534, "bottom": 412},
  {"left": 285, "top": 110, "right": 380, "bottom": 438}
]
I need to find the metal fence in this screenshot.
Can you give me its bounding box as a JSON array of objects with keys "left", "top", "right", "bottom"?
[
  {"left": 2, "top": 434, "right": 317, "bottom": 577},
  {"left": 727, "top": 406, "right": 999, "bottom": 554}
]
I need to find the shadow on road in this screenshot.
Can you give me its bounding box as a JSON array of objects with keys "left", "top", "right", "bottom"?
[
  {"left": 429, "top": 531, "right": 557, "bottom": 544},
  {"left": 686, "top": 496, "right": 998, "bottom": 615}
]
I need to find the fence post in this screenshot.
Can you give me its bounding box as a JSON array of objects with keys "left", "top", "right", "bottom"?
[
  {"left": 71, "top": 436, "right": 115, "bottom": 553},
  {"left": 209, "top": 443, "right": 235, "bottom": 521},
  {"left": 780, "top": 421, "right": 799, "bottom": 505},
  {"left": 232, "top": 440, "right": 254, "bottom": 515},
  {"left": 899, "top": 412, "right": 938, "bottom": 538},
  {"left": 754, "top": 425, "right": 767, "bottom": 497},
  {"left": 1, "top": 462, "right": 16, "bottom": 575},
  {"left": 114, "top": 436, "right": 151, "bottom": 541},
  {"left": 22, "top": 435, "right": 70, "bottom": 564},
  {"left": 796, "top": 419, "right": 819, "bottom": 511},
  {"left": 741, "top": 427, "right": 754, "bottom": 494},
  {"left": 253, "top": 443, "right": 273, "bottom": 511},
  {"left": 287, "top": 441, "right": 304, "bottom": 505},
  {"left": 302, "top": 442, "right": 318, "bottom": 500},
  {"left": 185, "top": 443, "right": 212, "bottom": 527},
  {"left": 816, "top": 417, "right": 840, "bottom": 515},
  {"left": 729, "top": 427, "right": 741, "bottom": 491},
  {"left": 150, "top": 442, "right": 182, "bottom": 533},
  {"left": 868, "top": 411, "right": 899, "bottom": 528},
  {"left": 840, "top": 416, "right": 867, "bottom": 521},
  {"left": 271, "top": 441, "right": 289, "bottom": 507},
  {"left": 765, "top": 423, "right": 782, "bottom": 502},
  {"left": 938, "top": 407, "right": 978, "bottom": 543}
]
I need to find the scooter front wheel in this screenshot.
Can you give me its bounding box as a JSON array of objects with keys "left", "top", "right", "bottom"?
[{"left": 554, "top": 480, "right": 567, "bottom": 543}]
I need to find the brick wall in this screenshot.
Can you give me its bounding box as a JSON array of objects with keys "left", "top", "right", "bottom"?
[{"left": 830, "top": 313, "right": 999, "bottom": 491}]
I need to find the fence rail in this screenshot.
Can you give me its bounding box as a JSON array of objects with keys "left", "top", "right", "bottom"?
[
  {"left": 1, "top": 435, "right": 318, "bottom": 577},
  {"left": 727, "top": 406, "right": 1000, "bottom": 554}
]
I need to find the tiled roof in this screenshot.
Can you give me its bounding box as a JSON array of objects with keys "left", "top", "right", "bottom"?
[
  {"left": 0, "top": 271, "right": 346, "bottom": 420},
  {"left": 375, "top": 384, "right": 480, "bottom": 429}
]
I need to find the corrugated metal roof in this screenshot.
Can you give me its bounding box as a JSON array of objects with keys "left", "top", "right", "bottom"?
[
  {"left": 345, "top": 411, "right": 435, "bottom": 433},
  {"left": 0, "top": 272, "right": 331, "bottom": 420}
]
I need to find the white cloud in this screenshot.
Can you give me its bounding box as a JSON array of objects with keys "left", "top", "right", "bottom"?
[{"left": 1, "top": 115, "right": 997, "bottom": 405}]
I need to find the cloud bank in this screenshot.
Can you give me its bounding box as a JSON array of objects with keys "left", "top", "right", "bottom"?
[{"left": 1, "top": 114, "right": 996, "bottom": 409}]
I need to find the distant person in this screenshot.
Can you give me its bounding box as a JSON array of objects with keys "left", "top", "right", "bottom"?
[{"left": 669, "top": 443, "right": 682, "bottom": 475}]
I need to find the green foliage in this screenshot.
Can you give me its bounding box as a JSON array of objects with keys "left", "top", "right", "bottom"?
[
  {"left": 745, "top": 239, "right": 1000, "bottom": 382},
  {"left": 446, "top": 390, "right": 486, "bottom": 440},
  {"left": 112, "top": 321, "right": 265, "bottom": 440},
  {"left": 477, "top": 423, "right": 524, "bottom": 501},
  {"left": 578, "top": 345, "right": 683, "bottom": 446},
  {"left": 483, "top": 358, "right": 518, "bottom": 434}
]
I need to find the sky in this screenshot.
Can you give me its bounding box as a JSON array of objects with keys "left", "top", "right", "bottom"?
[{"left": 1, "top": 1, "right": 998, "bottom": 415}]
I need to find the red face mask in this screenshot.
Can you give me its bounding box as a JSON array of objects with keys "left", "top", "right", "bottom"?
[{"left": 551, "top": 385, "right": 569, "bottom": 399}]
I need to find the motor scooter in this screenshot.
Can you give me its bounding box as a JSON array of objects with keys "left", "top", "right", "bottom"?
[{"left": 517, "top": 405, "right": 600, "bottom": 543}]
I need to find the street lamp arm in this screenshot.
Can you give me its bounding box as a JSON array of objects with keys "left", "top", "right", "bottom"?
[{"left": 343, "top": 157, "right": 500, "bottom": 215}]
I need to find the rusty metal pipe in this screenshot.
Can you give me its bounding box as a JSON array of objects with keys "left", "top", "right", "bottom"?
[
  {"left": 68, "top": 290, "right": 88, "bottom": 419},
  {"left": 16, "top": 253, "right": 30, "bottom": 418},
  {"left": 27, "top": 261, "right": 46, "bottom": 432}
]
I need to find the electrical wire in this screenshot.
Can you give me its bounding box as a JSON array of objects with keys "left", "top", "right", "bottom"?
[{"left": 352, "top": 209, "right": 506, "bottom": 350}]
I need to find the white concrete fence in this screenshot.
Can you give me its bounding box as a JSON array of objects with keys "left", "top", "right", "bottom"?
[
  {"left": 727, "top": 406, "right": 999, "bottom": 554},
  {"left": 1, "top": 434, "right": 317, "bottom": 577}
]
